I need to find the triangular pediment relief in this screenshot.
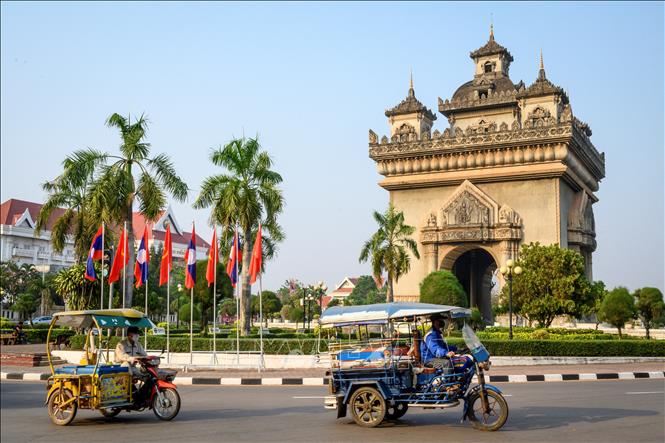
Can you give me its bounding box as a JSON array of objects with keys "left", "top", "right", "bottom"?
[
  {"left": 14, "top": 208, "right": 35, "bottom": 229},
  {"left": 154, "top": 205, "right": 182, "bottom": 235},
  {"left": 440, "top": 180, "right": 499, "bottom": 227}
]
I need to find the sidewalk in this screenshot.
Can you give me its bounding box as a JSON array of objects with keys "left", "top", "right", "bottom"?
[{"left": 3, "top": 362, "right": 663, "bottom": 384}]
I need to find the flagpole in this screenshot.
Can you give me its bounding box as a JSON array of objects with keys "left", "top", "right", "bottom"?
[
  {"left": 190, "top": 221, "right": 195, "bottom": 366},
  {"left": 235, "top": 225, "right": 240, "bottom": 367},
  {"left": 144, "top": 224, "right": 149, "bottom": 350},
  {"left": 212, "top": 224, "right": 218, "bottom": 365},
  {"left": 101, "top": 222, "right": 105, "bottom": 309},
  {"left": 122, "top": 221, "right": 127, "bottom": 310},
  {"left": 166, "top": 263, "right": 170, "bottom": 364},
  {"left": 259, "top": 273, "right": 264, "bottom": 373}
]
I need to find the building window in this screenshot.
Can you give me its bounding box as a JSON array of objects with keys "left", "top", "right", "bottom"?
[{"left": 484, "top": 62, "right": 493, "bottom": 73}]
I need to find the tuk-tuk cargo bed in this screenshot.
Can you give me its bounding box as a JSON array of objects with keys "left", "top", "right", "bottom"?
[{"left": 54, "top": 365, "right": 128, "bottom": 376}]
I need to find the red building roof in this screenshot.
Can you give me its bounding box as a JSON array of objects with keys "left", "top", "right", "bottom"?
[{"left": 0, "top": 198, "right": 66, "bottom": 230}]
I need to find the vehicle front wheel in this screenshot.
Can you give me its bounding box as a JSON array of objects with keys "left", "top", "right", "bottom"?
[
  {"left": 385, "top": 402, "right": 408, "bottom": 420},
  {"left": 47, "top": 389, "right": 77, "bottom": 426},
  {"left": 349, "top": 387, "right": 386, "bottom": 428},
  {"left": 152, "top": 388, "right": 181, "bottom": 421},
  {"left": 467, "top": 389, "right": 509, "bottom": 431}
]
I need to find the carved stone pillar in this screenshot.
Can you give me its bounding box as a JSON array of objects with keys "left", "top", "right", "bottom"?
[{"left": 423, "top": 243, "right": 438, "bottom": 276}]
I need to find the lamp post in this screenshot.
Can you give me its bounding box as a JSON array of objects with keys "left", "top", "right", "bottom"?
[
  {"left": 500, "top": 259, "right": 523, "bottom": 340},
  {"left": 177, "top": 283, "right": 183, "bottom": 328},
  {"left": 306, "top": 294, "right": 315, "bottom": 331}
]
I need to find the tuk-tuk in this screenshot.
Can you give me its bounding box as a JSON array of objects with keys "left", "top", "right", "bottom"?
[
  {"left": 45, "top": 309, "right": 180, "bottom": 425},
  {"left": 320, "top": 302, "right": 508, "bottom": 431}
]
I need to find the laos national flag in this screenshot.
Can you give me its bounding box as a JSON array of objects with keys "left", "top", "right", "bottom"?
[
  {"left": 84, "top": 226, "right": 104, "bottom": 281},
  {"left": 226, "top": 229, "right": 241, "bottom": 288},
  {"left": 134, "top": 226, "right": 150, "bottom": 288},
  {"left": 184, "top": 226, "right": 197, "bottom": 289}
]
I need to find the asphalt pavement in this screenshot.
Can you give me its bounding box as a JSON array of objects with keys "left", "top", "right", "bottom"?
[{"left": 1, "top": 379, "right": 663, "bottom": 443}]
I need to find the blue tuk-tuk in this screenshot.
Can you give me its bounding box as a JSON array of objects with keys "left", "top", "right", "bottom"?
[{"left": 320, "top": 302, "right": 508, "bottom": 431}]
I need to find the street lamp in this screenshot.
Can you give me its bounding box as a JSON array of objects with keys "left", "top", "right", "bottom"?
[
  {"left": 177, "top": 283, "right": 183, "bottom": 328},
  {"left": 306, "top": 294, "right": 315, "bottom": 331},
  {"left": 500, "top": 259, "right": 523, "bottom": 340}
]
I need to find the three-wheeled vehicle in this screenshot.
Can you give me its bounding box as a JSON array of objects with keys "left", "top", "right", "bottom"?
[
  {"left": 320, "top": 302, "right": 508, "bottom": 431},
  {"left": 44, "top": 309, "right": 180, "bottom": 426}
]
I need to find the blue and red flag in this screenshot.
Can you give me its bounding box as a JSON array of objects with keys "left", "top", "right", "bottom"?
[
  {"left": 84, "top": 225, "right": 104, "bottom": 281},
  {"left": 134, "top": 225, "right": 150, "bottom": 288},
  {"left": 226, "top": 228, "right": 242, "bottom": 287},
  {"left": 184, "top": 225, "right": 197, "bottom": 289}
]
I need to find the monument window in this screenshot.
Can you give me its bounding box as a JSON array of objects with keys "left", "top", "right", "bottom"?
[{"left": 484, "top": 62, "right": 493, "bottom": 73}]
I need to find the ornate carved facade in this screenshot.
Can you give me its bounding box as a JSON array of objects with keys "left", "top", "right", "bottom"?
[{"left": 368, "top": 28, "right": 605, "bottom": 320}]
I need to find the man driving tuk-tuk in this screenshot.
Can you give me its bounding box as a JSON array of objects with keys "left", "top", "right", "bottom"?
[
  {"left": 114, "top": 326, "right": 147, "bottom": 377},
  {"left": 421, "top": 314, "right": 473, "bottom": 373}
]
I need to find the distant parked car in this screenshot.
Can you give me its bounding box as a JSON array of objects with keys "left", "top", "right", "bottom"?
[{"left": 31, "top": 316, "right": 53, "bottom": 325}]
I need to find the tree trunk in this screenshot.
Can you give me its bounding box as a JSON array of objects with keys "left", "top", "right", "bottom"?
[
  {"left": 239, "top": 226, "right": 252, "bottom": 336},
  {"left": 124, "top": 204, "right": 135, "bottom": 309},
  {"left": 386, "top": 278, "right": 394, "bottom": 303},
  {"left": 617, "top": 327, "right": 622, "bottom": 339},
  {"left": 646, "top": 324, "right": 651, "bottom": 339}
]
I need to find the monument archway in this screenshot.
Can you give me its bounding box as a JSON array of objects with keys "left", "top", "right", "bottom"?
[{"left": 442, "top": 247, "right": 497, "bottom": 323}]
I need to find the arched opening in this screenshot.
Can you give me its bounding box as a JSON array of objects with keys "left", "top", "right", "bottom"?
[{"left": 450, "top": 249, "right": 497, "bottom": 323}]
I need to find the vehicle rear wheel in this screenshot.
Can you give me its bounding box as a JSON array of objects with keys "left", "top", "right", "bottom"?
[
  {"left": 385, "top": 402, "right": 408, "bottom": 420},
  {"left": 47, "top": 389, "right": 77, "bottom": 426},
  {"left": 152, "top": 388, "right": 181, "bottom": 421},
  {"left": 99, "top": 408, "right": 121, "bottom": 418},
  {"left": 467, "top": 389, "right": 509, "bottom": 431},
  {"left": 349, "top": 387, "right": 386, "bottom": 428}
]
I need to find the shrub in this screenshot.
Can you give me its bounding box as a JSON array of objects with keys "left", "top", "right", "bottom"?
[
  {"left": 598, "top": 287, "right": 636, "bottom": 338},
  {"left": 419, "top": 270, "right": 467, "bottom": 307}
]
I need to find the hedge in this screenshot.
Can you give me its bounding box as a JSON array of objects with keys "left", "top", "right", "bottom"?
[{"left": 67, "top": 335, "right": 665, "bottom": 357}]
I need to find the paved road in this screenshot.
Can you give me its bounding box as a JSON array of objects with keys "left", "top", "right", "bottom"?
[{"left": 2, "top": 380, "right": 663, "bottom": 443}]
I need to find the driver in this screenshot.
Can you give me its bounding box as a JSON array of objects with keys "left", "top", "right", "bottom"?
[
  {"left": 420, "top": 314, "right": 458, "bottom": 373},
  {"left": 114, "top": 326, "right": 147, "bottom": 377}
]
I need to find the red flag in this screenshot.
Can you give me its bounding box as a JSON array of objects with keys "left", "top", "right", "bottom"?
[
  {"left": 134, "top": 226, "right": 150, "bottom": 288},
  {"left": 184, "top": 226, "right": 197, "bottom": 289},
  {"left": 108, "top": 227, "right": 128, "bottom": 284},
  {"left": 206, "top": 229, "right": 218, "bottom": 287},
  {"left": 159, "top": 225, "right": 172, "bottom": 286},
  {"left": 248, "top": 224, "right": 262, "bottom": 285}
]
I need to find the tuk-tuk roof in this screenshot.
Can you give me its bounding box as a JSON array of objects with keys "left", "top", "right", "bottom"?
[
  {"left": 51, "top": 309, "right": 155, "bottom": 329},
  {"left": 319, "top": 302, "right": 471, "bottom": 327}
]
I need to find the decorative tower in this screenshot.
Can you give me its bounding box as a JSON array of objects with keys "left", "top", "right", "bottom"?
[{"left": 383, "top": 73, "right": 437, "bottom": 142}]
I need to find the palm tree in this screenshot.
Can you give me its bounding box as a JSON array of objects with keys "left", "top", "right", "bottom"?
[
  {"left": 194, "top": 137, "right": 284, "bottom": 335},
  {"left": 359, "top": 205, "right": 420, "bottom": 303},
  {"left": 36, "top": 168, "right": 100, "bottom": 263},
  {"left": 55, "top": 113, "right": 189, "bottom": 308}
]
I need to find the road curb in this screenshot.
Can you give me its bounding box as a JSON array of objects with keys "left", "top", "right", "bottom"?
[{"left": 2, "top": 371, "right": 663, "bottom": 385}]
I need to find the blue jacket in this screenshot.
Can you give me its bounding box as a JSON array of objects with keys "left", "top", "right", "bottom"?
[{"left": 420, "top": 328, "right": 457, "bottom": 363}]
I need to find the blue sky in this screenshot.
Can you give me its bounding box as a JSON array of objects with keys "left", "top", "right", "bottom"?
[{"left": 2, "top": 2, "right": 663, "bottom": 292}]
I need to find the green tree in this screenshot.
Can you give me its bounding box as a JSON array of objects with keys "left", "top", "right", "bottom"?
[
  {"left": 359, "top": 205, "right": 420, "bottom": 303},
  {"left": 11, "top": 294, "right": 38, "bottom": 323},
  {"left": 194, "top": 137, "right": 285, "bottom": 336},
  {"left": 53, "top": 263, "right": 102, "bottom": 310},
  {"left": 0, "top": 262, "right": 42, "bottom": 306},
  {"left": 634, "top": 287, "right": 665, "bottom": 339},
  {"left": 598, "top": 287, "right": 636, "bottom": 339},
  {"left": 193, "top": 260, "right": 233, "bottom": 334},
  {"left": 57, "top": 113, "right": 188, "bottom": 308},
  {"left": 504, "top": 243, "right": 595, "bottom": 327},
  {"left": 251, "top": 290, "right": 282, "bottom": 327},
  {"left": 419, "top": 270, "right": 468, "bottom": 307},
  {"left": 178, "top": 303, "right": 201, "bottom": 326},
  {"left": 326, "top": 298, "right": 341, "bottom": 308},
  {"left": 289, "top": 307, "right": 304, "bottom": 324},
  {"left": 346, "top": 276, "right": 387, "bottom": 306},
  {"left": 279, "top": 305, "right": 292, "bottom": 322},
  {"left": 218, "top": 298, "right": 237, "bottom": 319}
]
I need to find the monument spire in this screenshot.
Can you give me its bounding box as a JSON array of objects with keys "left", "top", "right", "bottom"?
[
  {"left": 537, "top": 49, "right": 547, "bottom": 81},
  {"left": 489, "top": 15, "right": 494, "bottom": 41},
  {"left": 408, "top": 68, "right": 414, "bottom": 97}
]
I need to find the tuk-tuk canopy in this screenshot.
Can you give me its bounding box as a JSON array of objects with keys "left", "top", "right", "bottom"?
[
  {"left": 51, "top": 309, "right": 155, "bottom": 329},
  {"left": 319, "top": 302, "right": 471, "bottom": 327}
]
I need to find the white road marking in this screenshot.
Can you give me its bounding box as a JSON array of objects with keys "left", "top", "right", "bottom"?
[
  {"left": 625, "top": 391, "right": 664, "bottom": 395},
  {"left": 292, "top": 396, "right": 328, "bottom": 399}
]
